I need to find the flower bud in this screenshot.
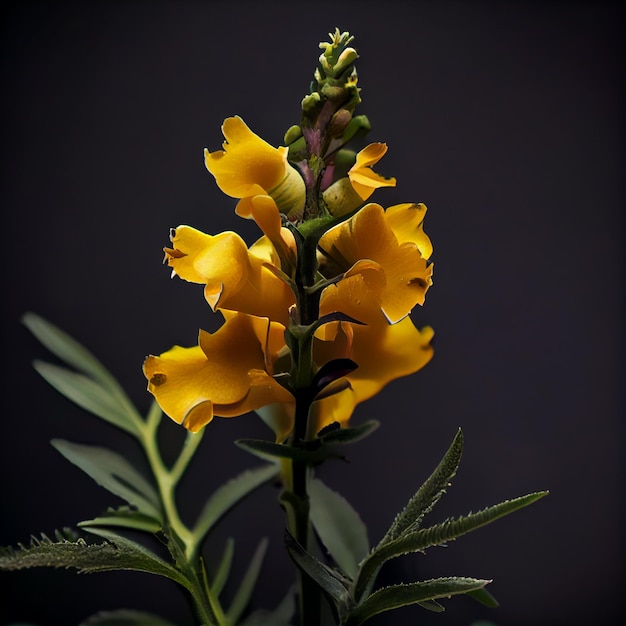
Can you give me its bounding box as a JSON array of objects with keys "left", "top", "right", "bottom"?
[{"left": 329, "top": 109, "right": 353, "bottom": 138}]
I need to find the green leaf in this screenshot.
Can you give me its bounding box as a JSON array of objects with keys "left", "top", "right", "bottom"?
[
  {"left": 0, "top": 528, "right": 190, "bottom": 592},
  {"left": 318, "top": 420, "right": 380, "bottom": 446},
  {"left": 34, "top": 362, "right": 139, "bottom": 436},
  {"left": 83, "top": 527, "right": 191, "bottom": 590},
  {"left": 0, "top": 529, "right": 120, "bottom": 572},
  {"left": 210, "top": 537, "right": 234, "bottom": 596},
  {"left": 235, "top": 438, "right": 340, "bottom": 464},
  {"left": 467, "top": 586, "right": 500, "bottom": 608},
  {"left": 353, "top": 429, "right": 464, "bottom": 601},
  {"left": 52, "top": 439, "right": 161, "bottom": 520},
  {"left": 191, "top": 464, "right": 278, "bottom": 547},
  {"left": 80, "top": 609, "right": 179, "bottom": 626},
  {"left": 284, "top": 529, "right": 352, "bottom": 622},
  {"left": 226, "top": 538, "right": 268, "bottom": 625},
  {"left": 309, "top": 477, "right": 369, "bottom": 580},
  {"left": 356, "top": 491, "right": 547, "bottom": 602},
  {"left": 22, "top": 313, "right": 141, "bottom": 425},
  {"left": 378, "top": 428, "right": 464, "bottom": 546},
  {"left": 345, "top": 577, "right": 490, "bottom": 626},
  {"left": 78, "top": 506, "right": 162, "bottom": 534}
]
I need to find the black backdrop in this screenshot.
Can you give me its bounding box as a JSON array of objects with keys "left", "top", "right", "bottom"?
[{"left": 1, "top": 2, "right": 623, "bottom": 625}]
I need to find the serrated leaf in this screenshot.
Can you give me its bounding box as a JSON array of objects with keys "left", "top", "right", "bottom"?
[
  {"left": 80, "top": 609, "right": 179, "bottom": 626},
  {"left": 191, "top": 464, "right": 278, "bottom": 548},
  {"left": 309, "top": 477, "right": 369, "bottom": 580},
  {"left": 345, "top": 577, "right": 490, "bottom": 626},
  {"left": 52, "top": 439, "right": 161, "bottom": 520},
  {"left": 284, "top": 529, "right": 352, "bottom": 622},
  {"left": 356, "top": 491, "right": 547, "bottom": 602},
  {"left": 378, "top": 428, "right": 464, "bottom": 546},
  {"left": 82, "top": 527, "right": 191, "bottom": 590},
  {"left": 22, "top": 313, "right": 140, "bottom": 424},
  {"left": 0, "top": 528, "right": 190, "bottom": 592},
  {"left": 34, "top": 362, "right": 139, "bottom": 436},
  {"left": 0, "top": 530, "right": 120, "bottom": 572},
  {"left": 226, "top": 538, "right": 268, "bottom": 625},
  {"left": 78, "top": 506, "right": 162, "bottom": 534}
]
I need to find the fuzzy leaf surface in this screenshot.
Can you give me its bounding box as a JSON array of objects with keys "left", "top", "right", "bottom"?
[
  {"left": 346, "top": 577, "right": 490, "bottom": 626},
  {"left": 378, "top": 428, "right": 464, "bottom": 546},
  {"left": 1, "top": 529, "right": 190, "bottom": 591}
]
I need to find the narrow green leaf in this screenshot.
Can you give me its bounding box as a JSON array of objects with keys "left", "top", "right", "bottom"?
[
  {"left": 346, "top": 577, "right": 490, "bottom": 626},
  {"left": 80, "top": 609, "right": 179, "bottom": 626},
  {"left": 23, "top": 313, "right": 120, "bottom": 389},
  {"left": 191, "top": 464, "right": 278, "bottom": 547},
  {"left": 467, "top": 586, "right": 500, "bottom": 608},
  {"left": 226, "top": 538, "right": 268, "bottom": 625},
  {"left": 52, "top": 439, "right": 161, "bottom": 520},
  {"left": 83, "top": 527, "right": 191, "bottom": 590},
  {"left": 211, "top": 537, "right": 235, "bottom": 597},
  {"left": 417, "top": 599, "right": 445, "bottom": 612},
  {"left": 1, "top": 528, "right": 191, "bottom": 592},
  {"left": 22, "top": 313, "right": 140, "bottom": 424},
  {"left": 378, "top": 428, "right": 464, "bottom": 546},
  {"left": 318, "top": 420, "right": 380, "bottom": 446},
  {"left": 356, "top": 492, "right": 547, "bottom": 601},
  {"left": 309, "top": 477, "right": 369, "bottom": 580},
  {"left": 0, "top": 530, "right": 120, "bottom": 572},
  {"left": 284, "top": 529, "right": 352, "bottom": 622},
  {"left": 235, "top": 438, "right": 337, "bottom": 464},
  {"left": 78, "top": 506, "right": 162, "bottom": 534},
  {"left": 34, "top": 362, "right": 139, "bottom": 436}
]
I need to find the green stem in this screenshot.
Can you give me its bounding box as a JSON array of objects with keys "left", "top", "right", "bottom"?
[{"left": 139, "top": 404, "right": 227, "bottom": 626}]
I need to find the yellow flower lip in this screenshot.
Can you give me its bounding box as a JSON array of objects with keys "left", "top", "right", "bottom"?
[
  {"left": 204, "top": 116, "right": 306, "bottom": 218},
  {"left": 348, "top": 143, "right": 396, "bottom": 200},
  {"left": 319, "top": 203, "right": 433, "bottom": 325},
  {"left": 143, "top": 314, "right": 293, "bottom": 433},
  {"left": 164, "top": 225, "right": 295, "bottom": 326}
]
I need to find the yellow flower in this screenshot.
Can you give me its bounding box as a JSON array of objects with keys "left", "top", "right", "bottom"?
[
  {"left": 204, "top": 116, "right": 306, "bottom": 219},
  {"left": 143, "top": 313, "right": 292, "bottom": 433},
  {"left": 323, "top": 143, "right": 396, "bottom": 217},
  {"left": 318, "top": 203, "right": 433, "bottom": 325},
  {"left": 164, "top": 225, "right": 295, "bottom": 326}
]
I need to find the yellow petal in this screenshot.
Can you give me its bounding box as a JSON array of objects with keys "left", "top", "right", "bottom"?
[
  {"left": 385, "top": 202, "right": 433, "bottom": 260},
  {"left": 348, "top": 143, "right": 396, "bottom": 200},
  {"left": 347, "top": 318, "right": 434, "bottom": 403},
  {"left": 319, "top": 204, "right": 432, "bottom": 324},
  {"left": 143, "top": 314, "right": 292, "bottom": 431},
  {"left": 204, "top": 116, "right": 305, "bottom": 216},
  {"left": 165, "top": 225, "right": 295, "bottom": 325}
]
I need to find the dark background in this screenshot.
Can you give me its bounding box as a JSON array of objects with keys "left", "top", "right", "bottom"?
[{"left": 1, "top": 1, "right": 623, "bottom": 625}]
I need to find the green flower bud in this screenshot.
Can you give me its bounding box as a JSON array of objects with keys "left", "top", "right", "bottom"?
[
  {"left": 284, "top": 125, "right": 303, "bottom": 145},
  {"left": 301, "top": 92, "right": 321, "bottom": 112}
]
